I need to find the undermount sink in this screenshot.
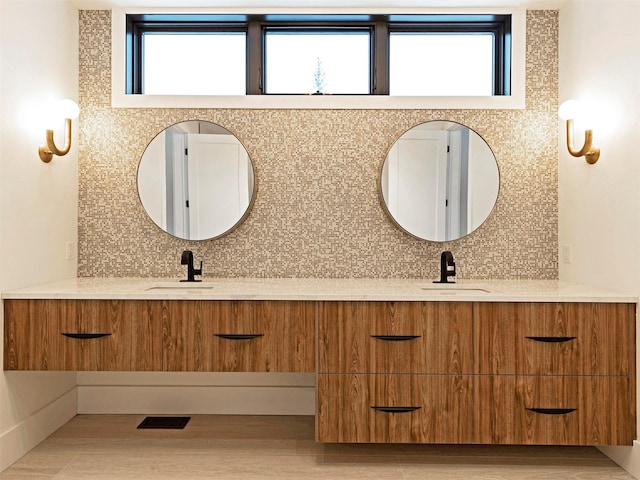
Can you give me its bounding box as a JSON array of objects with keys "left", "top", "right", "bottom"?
[{"left": 421, "top": 285, "right": 491, "bottom": 294}]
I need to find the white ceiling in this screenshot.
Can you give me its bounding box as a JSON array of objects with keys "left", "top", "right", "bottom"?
[{"left": 70, "top": 0, "right": 569, "bottom": 9}]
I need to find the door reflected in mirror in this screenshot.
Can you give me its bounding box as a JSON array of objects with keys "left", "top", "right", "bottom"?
[
  {"left": 380, "top": 120, "right": 499, "bottom": 242},
  {"left": 137, "top": 120, "right": 256, "bottom": 241}
]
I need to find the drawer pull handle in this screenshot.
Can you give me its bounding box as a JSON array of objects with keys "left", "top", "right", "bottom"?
[
  {"left": 371, "top": 335, "right": 421, "bottom": 342},
  {"left": 525, "top": 336, "right": 577, "bottom": 343},
  {"left": 371, "top": 406, "right": 421, "bottom": 413},
  {"left": 526, "top": 408, "right": 577, "bottom": 415},
  {"left": 214, "top": 334, "right": 264, "bottom": 341},
  {"left": 62, "top": 333, "right": 111, "bottom": 339}
]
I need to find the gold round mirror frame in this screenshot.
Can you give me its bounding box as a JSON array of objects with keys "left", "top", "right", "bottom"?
[
  {"left": 379, "top": 120, "right": 500, "bottom": 243},
  {"left": 137, "top": 120, "right": 257, "bottom": 242}
]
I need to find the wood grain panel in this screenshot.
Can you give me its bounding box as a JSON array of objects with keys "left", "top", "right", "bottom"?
[
  {"left": 317, "top": 301, "right": 473, "bottom": 374},
  {"left": 316, "top": 374, "right": 473, "bottom": 443},
  {"left": 474, "top": 303, "right": 633, "bottom": 375},
  {"left": 5, "top": 299, "right": 55, "bottom": 370},
  {"left": 474, "top": 376, "right": 635, "bottom": 445},
  {"left": 4, "top": 299, "right": 163, "bottom": 370},
  {"left": 163, "top": 300, "right": 314, "bottom": 372}
]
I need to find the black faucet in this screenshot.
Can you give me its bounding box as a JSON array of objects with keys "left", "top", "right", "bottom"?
[
  {"left": 180, "top": 250, "right": 202, "bottom": 282},
  {"left": 433, "top": 251, "right": 456, "bottom": 284}
]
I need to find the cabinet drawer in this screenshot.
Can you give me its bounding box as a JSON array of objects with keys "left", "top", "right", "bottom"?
[
  {"left": 316, "top": 374, "right": 473, "bottom": 443},
  {"left": 163, "top": 300, "right": 314, "bottom": 372},
  {"left": 474, "top": 303, "right": 633, "bottom": 375},
  {"left": 318, "top": 302, "right": 473, "bottom": 374},
  {"left": 474, "top": 376, "right": 635, "bottom": 445},
  {"left": 4, "top": 299, "right": 163, "bottom": 371}
]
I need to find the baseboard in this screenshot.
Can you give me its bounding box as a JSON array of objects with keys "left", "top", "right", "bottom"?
[
  {"left": 599, "top": 442, "right": 640, "bottom": 479},
  {"left": 77, "top": 385, "right": 315, "bottom": 415},
  {"left": 76, "top": 372, "right": 315, "bottom": 415},
  {"left": 0, "top": 387, "right": 77, "bottom": 472}
]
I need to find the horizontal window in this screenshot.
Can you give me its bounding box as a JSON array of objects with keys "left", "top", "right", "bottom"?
[
  {"left": 264, "top": 29, "right": 371, "bottom": 95},
  {"left": 142, "top": 33, "right": 246, "bottom": 95},
  {"left": 126, "top": 14, "right": 512, "bottom": 98},
  {"left": 390, "top": 33, "right": 494, "bottom": 96}
]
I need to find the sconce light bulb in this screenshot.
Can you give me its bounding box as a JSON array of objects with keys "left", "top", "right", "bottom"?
[
  {"left": 558, "top": 99, "right": 583, "bottom": 120},
  {"left": 55, "top": 99, "right": 80, "bottom": 121},
  {"left": 559, "top": 99, "right": 594, "bottom": 130},
  {"left": 44, "top": 99, "right": 80, "bottom": 129}
]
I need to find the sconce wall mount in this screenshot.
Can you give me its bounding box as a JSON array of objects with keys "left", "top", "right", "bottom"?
[
  {"left": 39, "top": 99, "right": 79, "bottom": 163},
  {"left": 559, "top": 99, "right": 600, "bottom": 164},
  {"left": 564, "top": 118, "right": 600, "bottom": 164}
]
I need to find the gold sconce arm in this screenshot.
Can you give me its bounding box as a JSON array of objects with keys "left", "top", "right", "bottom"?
[
  {"left": 565, "top": 118, "right": 600, "bottom": 165},
  {"left": 39, "top": 118, "right": 73, "bottom": 163}
]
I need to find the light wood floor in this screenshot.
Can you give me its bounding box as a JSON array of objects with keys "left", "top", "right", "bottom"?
[{"left": 0, "top": 415, "right": 635, "bottom": 479}]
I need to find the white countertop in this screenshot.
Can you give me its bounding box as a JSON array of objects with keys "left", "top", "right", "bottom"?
[{"left": 1, "top": 277, "right": 637, "bottom": 303}]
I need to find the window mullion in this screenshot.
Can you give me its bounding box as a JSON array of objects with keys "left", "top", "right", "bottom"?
[
  {"left": 247, "top": 18, "right": 263, "bottom": 95},
  {"left": 372, "top": 20, "right": 389, "bottom": 95}
]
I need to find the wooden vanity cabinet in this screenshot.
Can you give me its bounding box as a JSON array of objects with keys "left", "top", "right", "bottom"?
[
  {"left": 4, "top": 296, "right": 636, "bottom": 446},
  {"left": 3, "top": 299, "right": 163, "bottom": 371},
  {"left": 4, "top": 299, "right": 314, "bottom": 373},
  {"left": 316, "top": 301, "right": 473, "bottom": 443},
  {"left": 473, "top": 302, "right": 636, "bottom": 445},
  {"left": 316, "top": 300, "right": 636, "bottom": 446},
  {"left": 163, "top": 300, "right": 315, "bottom": 373}
]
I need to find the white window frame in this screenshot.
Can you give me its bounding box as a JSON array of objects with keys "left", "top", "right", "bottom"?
[{"left": 111, "top": 8, "right": 526, "bottom": 110}]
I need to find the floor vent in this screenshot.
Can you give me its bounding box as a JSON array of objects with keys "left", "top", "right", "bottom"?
[{"left": 137, "top": 416, "right": 191, "bottom": 429}]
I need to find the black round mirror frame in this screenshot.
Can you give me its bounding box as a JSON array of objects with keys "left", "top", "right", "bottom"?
[
  {"left": 137, "top": 120, "right": 257, "bottom": 242},
  {"left": 379, "top": 120, "right": 500, "bottom": 243}
]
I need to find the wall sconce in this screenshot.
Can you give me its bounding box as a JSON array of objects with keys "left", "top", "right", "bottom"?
[
  {"left": 38, "top": 99, "right": 80, "bottom": 163},
  {"left": 558, "top": 99, "right": 600, "bottom": 164}
]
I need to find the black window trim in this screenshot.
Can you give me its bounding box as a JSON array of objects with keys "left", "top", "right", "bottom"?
[{"left": 126, "top": 13, "right": 511, "bottom": 97}]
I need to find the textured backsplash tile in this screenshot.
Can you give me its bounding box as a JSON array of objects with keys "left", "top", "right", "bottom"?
[{"left": 78, "top": 10, "right": 558, "bottom": 280}]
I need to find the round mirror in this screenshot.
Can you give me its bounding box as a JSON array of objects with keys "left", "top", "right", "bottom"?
[
  {"left": 137, "top": 120, "right": 256, "bottom": 241},
  {"left": 380, "top": 120, "right": 499, "bottom": 242}
]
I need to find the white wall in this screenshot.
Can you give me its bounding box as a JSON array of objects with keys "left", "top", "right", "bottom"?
[
  {"left": 558, "top": 0, "right": 640, "bottom": 477},
  {"left": 0, "top": 0, "right": 79, "bottom": 472},
  {"left": 1, "top": 0, "right": 638, "bottom": 473}
]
